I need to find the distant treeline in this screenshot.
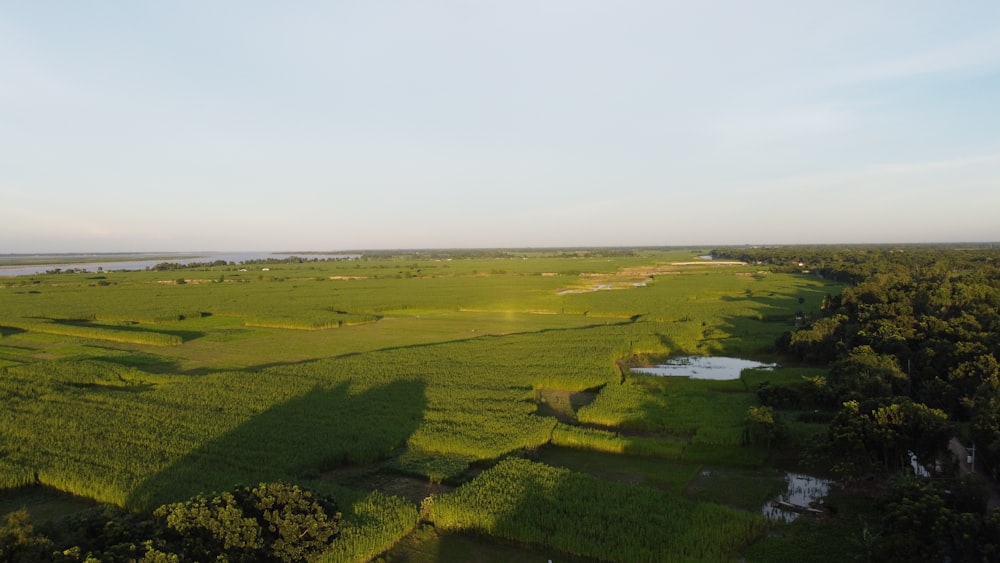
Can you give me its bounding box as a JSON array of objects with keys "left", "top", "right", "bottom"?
[
  {"left": 339, "top": 247, "right": 643, "bottom": 260},
  {"left": 149, "top": 256, "right": 355, "bottom": 271},
  {"left": 712, "top": 244, "right": 1000, "bottom": 284}
]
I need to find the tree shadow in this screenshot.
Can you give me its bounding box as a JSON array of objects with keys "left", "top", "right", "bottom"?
[
  {"left": 397, "top": 529, "right": 605, "bottom": 562},
  {"left": 91, "top": 352, "right": 183, "bottom": 374},
  {"left": 126, "top": 378, "right": 426, "bottom": 511},
  {"left": 435, "top": 458, "right": 766, "bottom": 562},
  {"left": 56, "top": 319, "right": 205, "bottom": 342},
  {"left": 579, "top": 278, "right": 831, "bottom": 469},
  {"left": 0, "top": 326, "right": 28, "bottom": 337},
  {"left": 655, "top": 331, "right": 687, "bottom": 356},
  {"left": 238, "top": 319, "right": 640, "bottom": 374},
  {"left": 700, "top": 279, "right": 833, "bottom": 357}
]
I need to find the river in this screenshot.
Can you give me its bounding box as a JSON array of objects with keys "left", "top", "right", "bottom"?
[{"left": 0, "top": 252, "right": 359, "bottom": 277}]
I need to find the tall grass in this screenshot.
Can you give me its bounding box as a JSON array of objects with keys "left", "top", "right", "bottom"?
[
  {"left": 550, "top": 423, "right": 686, "bottom": 459},
  {"left": 0, "top": 250, "right": 838, "bottom": 559},
  {"left": 577, "top": 373, "right": 757, "bottom": 445},
  {"left": 317, "top": 489, "right": 419, "bottom": 563},
  {"left": 426, "top": 458, "right": 767, "bottom": 562},
  {"left": 1, "top": 319, "right": 182, "bottom": 346}
]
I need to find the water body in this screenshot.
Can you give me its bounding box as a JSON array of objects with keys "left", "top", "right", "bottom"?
[
  {"left": 632, "top": 356, "right": 775, "bottom": 380},
  {"left": 0, "top": 252, "right": 359, "bottom": 277},
  {"left": 761, "top": 472, "right": 833, "bottom": 522}
]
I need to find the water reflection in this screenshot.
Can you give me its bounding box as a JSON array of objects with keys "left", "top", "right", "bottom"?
[
  {"left": 0, "top": 252, "right": 360, "bottom": 277},
  {"left": 632, "top": 356, "right": 775, "bottom": 380},
  {"left": 761, "top": 472, "right": 832, "bottom": 522}
]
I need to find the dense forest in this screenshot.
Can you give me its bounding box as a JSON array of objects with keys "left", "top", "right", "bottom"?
[{"left": 715, "top": 245, "right": 1000, "bottom": 562}]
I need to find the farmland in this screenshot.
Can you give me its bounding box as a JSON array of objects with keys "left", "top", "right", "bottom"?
[{"left": 0, "top": 248, "right": 850, "bottom": 561}]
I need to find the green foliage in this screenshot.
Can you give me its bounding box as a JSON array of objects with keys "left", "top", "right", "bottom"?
[
  {"left": 829, "top": 398, "right": 951, "bottom": 477},
  {"left": 387, "top": 449, "right": 473, "bottom": 484},
  {"left": 45, "top": 504, "right": 159, "bottom": 562},
  {"left": 426, "top": 458, "right": 767, "bottom": 562},
  {"left": 0, "top": 508, "right": 54, "bottom": 563},
  {"left": 154, "top": 482, "right": 341, "bottom": 563},
  {"left": 736, "top": 245, "right": 1000, "bottom": 478},
  {"left": 244, "top": 311, "right": 378, "bottom": 330},
  {"left": 782, "top": 313, "right": 848, "bottom": 363},
  {"left": 549, "top": 423, "right": 686, "bottom": 458},
  {"left": 681, "top": 443, "right": 768, "bottom": 467},
  {"left": 743, "top": 405, "right": 787, "bottom": 448},
  {"left": 828, "top": 346, "right": 910, "bottom": 402},
  {"left": 755, "top": 380, "right": 803, "bottom": 409},
  {"left": 318, "top": 490, "right": 418, "bottom": 563},
  {"left": 0, "top": 319, "right": 182, "bottom": 346},
  {"left": 972, "top": 376, "right": 1000, "bottom": 466},
  {"left": 9, "top": 484, "right": 371, "bottom": 563},
  {"left": 875, "top": 474, "right": 1000, "bottom": 562},
  {"left": 533, "top": 447, "right": 702, "bottom": 494},
  {"left": 577, "top": 373, "right": 756, "bottom": 450}
]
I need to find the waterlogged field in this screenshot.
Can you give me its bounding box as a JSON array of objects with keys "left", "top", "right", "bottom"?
[{"left": 0, "top": 249, "right": 847, "bottom": 561}]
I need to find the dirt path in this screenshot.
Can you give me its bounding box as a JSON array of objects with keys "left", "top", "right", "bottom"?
[{"left": 950, "top": 438, "right": 1000, "bottom": 510}]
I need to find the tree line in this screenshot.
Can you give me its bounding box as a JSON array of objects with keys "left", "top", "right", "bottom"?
[{"left": 716, "top": 244, "right": 1000, "bottom": 561}]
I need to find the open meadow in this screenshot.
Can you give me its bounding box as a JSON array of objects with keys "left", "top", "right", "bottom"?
[{"left": 0, "top": 249, "right": 850, "bottom": 562}]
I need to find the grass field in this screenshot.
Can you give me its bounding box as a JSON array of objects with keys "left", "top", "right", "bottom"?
[{"left": 0, "top": 249, "right": 845, "bottom": 561}]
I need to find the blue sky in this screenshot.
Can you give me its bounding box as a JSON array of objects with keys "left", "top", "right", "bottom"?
[{"left": 2, "top": 2, "right": 999, "bottom": 252}]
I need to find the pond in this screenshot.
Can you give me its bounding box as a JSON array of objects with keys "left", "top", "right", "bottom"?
[
  {"left": 761, "top": 472, "right": 833, "bottom": 522},
  {"left": 631, "top": 356, "right": 775, "bottom": 380}
]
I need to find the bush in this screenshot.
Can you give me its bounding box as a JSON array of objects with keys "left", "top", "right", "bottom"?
[
  {"left": 756, "top": 381, "right": 801, "bottom": 409},
  {"left": 154, "top": 482, "right": 342, "bottom": 563}
]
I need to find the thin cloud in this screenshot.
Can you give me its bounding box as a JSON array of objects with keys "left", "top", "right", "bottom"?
[
  {"left": 712, "top": 103, "right": 861, "bottom": 145},
  {"left": 0, "top": 22, "right": 85, "bottom": 107},
  {"left": 808, "top": 32, "right": 1000, "bottom": 92},
  {"left": 730, "top": 153, "right": 1000, "bottom": 199}
]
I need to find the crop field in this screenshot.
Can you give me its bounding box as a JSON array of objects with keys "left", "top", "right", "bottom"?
[{"left": 0, "top": 249, "right": 844, "bottom": 561}]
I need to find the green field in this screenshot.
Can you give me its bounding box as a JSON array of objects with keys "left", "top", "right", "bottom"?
[{"left": 0, "top": 249, "right": 850, "bottom": 561}]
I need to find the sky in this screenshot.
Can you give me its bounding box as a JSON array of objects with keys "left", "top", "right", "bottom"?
[{"left": 2, "top": 2, "right": 999, "bottom": 252}]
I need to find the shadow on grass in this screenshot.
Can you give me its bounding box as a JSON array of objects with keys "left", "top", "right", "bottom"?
[
  {"left": 92, "top": 352, "right": 183, "bottom": 374},
  {"left": 654, "top": 331, "right": 687, "bottom": 357},
  {"left": 388, "top": 527, "right": 604, "bottom": 563},
  {"left": 238, "top": 318, "right": 642, "bottom": 375},
  {"left": 126, "top": 378, "right": 426, "bottom": 511},
  {"left": 0, "top": 326, "right": 28, "bottom": 338},
  {"left": 701, "top": 277, "right": 835, "bottom": 358},
  {"left": 533, "top": 387, "right": 602, "bottom": 423},
  {"left": 429, "top": 458, "right": 767, "bottom": 562},
  {"left": 57, "top": 319, "right": 205, "bottom": 343},
  {"left": 597, "top": 282, "right": 826, "bottom": 469}
]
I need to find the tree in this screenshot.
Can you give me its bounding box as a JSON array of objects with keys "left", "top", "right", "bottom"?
[
  {"left": 875, "top": 474, "right": 1000, "bottom": 562},
  {"left": 828, "top": 346, "right": 909, "bottom": 402},
  {"left": 47, "top": 505, "right": 156, "bottom": 562},
  {"left": 828, "top": 398, "right": 950, "bottom": 477},
  {"left": 153, "top": 482, "right": 342, "bottom": 563},
  {"left": 950, "top": 354, "right": 1000, "bottom": 417},
  {"left": 743, "top": 406, "right": 786, "bottom": 449},
  {"left": 754, "top": 381, "right": 799, "bottom": 409},
  {"left": 238, "top": 483, "right": 341, "bottom": 563},
  {"left": 971, "top": 376, "right": 1000, "bottom": 472},
  {"left": 870, "top": 399, "right": 950, "bottom": 471},
  {"left": 157, "top": 490, "right": 263, "bottom": 562},
  {"left": 0, "top": 509, "right": 53, "bottom": 563},
  {"left": 782, "top": 314, "right": 849, "bottom": 363}
]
